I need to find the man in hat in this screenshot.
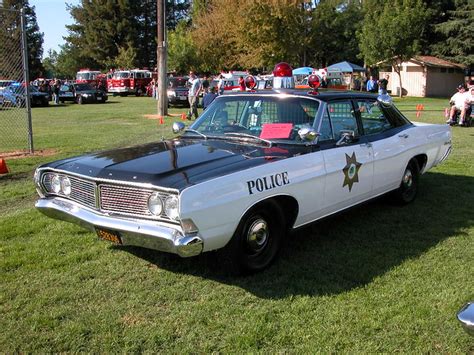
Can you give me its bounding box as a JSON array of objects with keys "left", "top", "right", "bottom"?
[{"left": 447, "top": 84, "right": 469, "bottom": 125}]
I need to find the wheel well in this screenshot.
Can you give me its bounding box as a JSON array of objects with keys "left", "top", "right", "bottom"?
[
  {"left": 412, "top": 154, "right": 427, "bottom": 172},
  {"left": 249, "top": 195, "right": 299, "bottom": 230}
]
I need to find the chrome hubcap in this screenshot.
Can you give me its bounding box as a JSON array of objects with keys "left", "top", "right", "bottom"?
[
  {"left": 403, "top": 169, "right": 413, "bottom": 188},
  {"left": 246, "top": 218, "right": 268, "bottom": 253}
]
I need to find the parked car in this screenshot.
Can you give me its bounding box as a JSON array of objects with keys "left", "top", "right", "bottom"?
[
  {"left": 0, "top": 79, "right": 16, "bottom": 92},
  {"left": 2, "top": 84, "right": 49, "bottom": 107},
  {"left": 457, "top": 302, "right": 474, "bottom": 336},
  {"left": 59, "top": 83, "right": 108, "bottom": 104},
  {"left": 34, "top": 85, "right": 451, "bottom": 273},
  {"left": 167, "top": 77, "right": 189, "bottom": 107}
]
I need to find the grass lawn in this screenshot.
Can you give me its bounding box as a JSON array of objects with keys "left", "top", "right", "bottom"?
[{"left": 1, "top": 96, "right": 473, "bottom": 352}]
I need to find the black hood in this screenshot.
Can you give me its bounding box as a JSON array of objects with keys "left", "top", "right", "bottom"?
[{"left": 43, "top": 138, "right": 309, "bottom": 190}]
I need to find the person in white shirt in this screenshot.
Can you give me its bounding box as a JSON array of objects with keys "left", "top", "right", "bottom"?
[
  {"left": 459, "top": 85, "right": 474, "bottom": 126},
  {"left": 187, "top": 71, "right": 201, "bottom": 120},
  {"left": 447, "top": 84, "right": 468, "bottom": 125}
]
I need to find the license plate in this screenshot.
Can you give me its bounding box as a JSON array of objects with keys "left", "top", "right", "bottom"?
[
  {"left": 179, "top": 96, "right": 186, "bottom": 100},
  {"left": 96, "top": 228, "right": 122, "bottom": 245},
  {"left": 96, "top": 97, "right": 102, "bottom": 101},
  {"left": 65, "top": 92, "right": 73, "bottom": 97}
]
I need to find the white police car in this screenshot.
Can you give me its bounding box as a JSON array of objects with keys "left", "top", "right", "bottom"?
[{"left": 34, "top": 63, "right": 452, "bottom": 273}]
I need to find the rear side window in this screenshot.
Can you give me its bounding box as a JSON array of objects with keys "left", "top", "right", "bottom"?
[{"left": 326, "top": 101, "right": 359, "bottom": 140}]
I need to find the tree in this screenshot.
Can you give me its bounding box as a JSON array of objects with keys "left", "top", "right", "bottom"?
[
  {"left": 358, "top": 0, "right": 429, "bottom": 97},
  {"left": 0, "top": 0, "right": 44, "bottom": 79},
  {"left": 431, "top": 0, "right": 474, "bottom": 66},
  {"left": 168, "top": 21, "right": 199, "bottom": 73},
  {"left": 114, "top": 43, "right": 137, "bottom": 69},
  {"left": 65, "top": 1, "right": 136, "bottom": 69}
]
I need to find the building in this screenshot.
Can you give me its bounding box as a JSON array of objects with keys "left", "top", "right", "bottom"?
[{"left": 378, "top": 56, "right": 466, "bottom": 97}]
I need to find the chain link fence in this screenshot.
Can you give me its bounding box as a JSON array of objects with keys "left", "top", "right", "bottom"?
[{"left": 0, "top": 6, "right": 33, "bottom": 153}]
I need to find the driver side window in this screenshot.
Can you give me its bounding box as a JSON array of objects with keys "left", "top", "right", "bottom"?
[{"left": 327, "top": 101, "right": 359, "bottom": 140}]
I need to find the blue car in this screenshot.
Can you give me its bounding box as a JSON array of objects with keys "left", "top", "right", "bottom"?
[{"left": 2, "top": 84, "right": 49, "bottom": 107}]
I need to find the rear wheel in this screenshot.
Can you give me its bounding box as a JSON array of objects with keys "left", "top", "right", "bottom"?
[
  {"left": 393, "top": 160, "right": 419, "bottom": 204},
  {"left": 221, "top": 200, "right": 285, "bottom": 274}
]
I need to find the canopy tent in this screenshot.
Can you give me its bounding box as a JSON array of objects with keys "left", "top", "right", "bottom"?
[
  {"left": 327, "top": 61, "right": 365, "bottom": 73},
  {"left": 292, "top": 67, "right": 314, "bottom": 75}
]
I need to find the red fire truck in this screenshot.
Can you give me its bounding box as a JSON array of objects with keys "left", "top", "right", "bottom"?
[
  {"left": 107, "top": 69, "right": 153, "bottom": 96},
  {"left": 76, "top": 69, "right": 107, "bottom": 89}
]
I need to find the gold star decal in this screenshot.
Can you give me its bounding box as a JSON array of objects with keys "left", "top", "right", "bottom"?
[{"left": 342, "top": 152, "right": 362, "bottom": 192}]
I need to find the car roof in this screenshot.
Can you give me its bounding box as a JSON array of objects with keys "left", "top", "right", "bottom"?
[{"left": 221, "top": 89, "right": 378, "bottom": 101}]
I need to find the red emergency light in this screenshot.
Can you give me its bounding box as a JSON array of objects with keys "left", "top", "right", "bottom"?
[
  {"left": 244, "top": 75, "right": 257, "bottom": 90},
  {"left": 307, "top": 74, "right": 321, "bottom": 95},
  {"left": 273, "top": 62, "right": 293, "bottom": 77}
]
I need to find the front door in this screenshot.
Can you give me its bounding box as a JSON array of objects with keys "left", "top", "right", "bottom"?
[{"left": 320, "top": 100, "right": 374, "bottom": 214}]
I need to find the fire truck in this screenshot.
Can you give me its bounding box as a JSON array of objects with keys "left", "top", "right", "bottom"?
[
  {"left": 76, "top": 69, "right": 106, "bottom": 89},
  {"left": 107, "top": 69, "right": 153, "bottom": 96}
]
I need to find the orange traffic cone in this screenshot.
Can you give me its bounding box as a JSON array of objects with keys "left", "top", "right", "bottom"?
[
  {"left": 159, "top": 116, "right": 164, "bottom": 125},
  {"left": 181, "top": 112, "right": 186, "bottom": 120},
  {"left": 0, "top": 158, "right": 9, "bottom": 174}
]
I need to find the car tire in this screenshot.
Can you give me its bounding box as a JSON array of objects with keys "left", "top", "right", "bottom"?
[
  {"left": 220, "top": 200, "right": 285, "bottom": 274},
  {"left": 393, "top": 159, "right": 419, "bottom": 204}
]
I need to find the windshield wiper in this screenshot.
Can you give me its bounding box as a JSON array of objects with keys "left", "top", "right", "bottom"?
[
  {"left": 224, "top": 132, "right": 272, "bottom": 147},
  {"left": 183, "top": 129, "right": 207, "bottom": 140}
]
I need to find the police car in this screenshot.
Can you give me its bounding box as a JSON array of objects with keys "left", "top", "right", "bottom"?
[{"left": 34, "top": 63, "right": 452, "bottom": 273}]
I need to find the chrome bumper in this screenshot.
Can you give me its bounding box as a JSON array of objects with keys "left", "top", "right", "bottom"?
[{"left": 35, "top": 197, "right": 203, "bottom": 257}]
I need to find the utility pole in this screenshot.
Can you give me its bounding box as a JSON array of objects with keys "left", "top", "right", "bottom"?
[{"left": 157, "top": 0, "right": 168, "bottom": 116}]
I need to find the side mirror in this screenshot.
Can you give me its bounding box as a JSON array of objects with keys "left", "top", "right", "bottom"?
[
  {"left": 377, "top": 94, "right": 393, "bottom": 107},
  {"left": 172, "top": 121, "right": 185, "bottom": 134},
  {"left": 457, "top": 302, "right": 474, "bottom": 336},
  {"left": 298, "top": 126, "right": 319, "bottom": 143},
  {"left": 336, "top": 130, "right": 355, "bottom": 146}
]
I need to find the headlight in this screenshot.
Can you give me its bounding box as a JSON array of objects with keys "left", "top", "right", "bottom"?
[
  {"left": 167, "top": 90, "right": 176, "bottom": 96},
  {"left": 148, "top": 192, "right": 163, "bottom": 216},
  {"left": 51, "top": 174, "right": 61, "bottom": 193},
  {"left": 61, "top": 176, "right": 71, "bottom": 196},
  {"left": 164, "top": 195, "right": 179, "bottom": 220}
]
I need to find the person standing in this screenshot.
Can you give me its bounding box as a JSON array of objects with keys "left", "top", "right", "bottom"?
[
  {"left": 187, "top": 71, "right": 201, "bottom": 120},
  {"left": 238, "top": 76, "right": 246, "bottom": 91},
  {"left": 217, "top": 74, "right": 225, "bottom": 96},
  {"left": 366, "top": 75, "right": 377, "bottom": 93},
  {"left": 378, "top": 74, "right": 389, "bottom": 95},
  {"left": 53, "top": 78, "right": 61, "bottom": 105}
]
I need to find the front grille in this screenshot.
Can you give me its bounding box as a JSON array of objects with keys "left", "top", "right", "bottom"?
[
  {"left": 100, "top": 184, "right": 153, "bottom": 217},
  {"left": 41, "top": 171, "right": 177, "bottom": 221},
  {"left": 69, "top": 176, "right": 96, "bottom": 209}
]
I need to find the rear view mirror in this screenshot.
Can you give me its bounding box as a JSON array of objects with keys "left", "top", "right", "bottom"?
[{"left": 172, "top": 121, "right": 185, "bottom": 134}]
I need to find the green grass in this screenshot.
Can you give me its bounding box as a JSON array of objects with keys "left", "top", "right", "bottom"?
[{"left": 1, "top": 96, "right": 473, "bottom": 352}]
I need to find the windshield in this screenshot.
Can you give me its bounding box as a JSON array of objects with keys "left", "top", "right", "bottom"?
[
  {"left": 113, "top": 72, "right": 130, "bottom": 79},
  {"left": 169, "top": 77, "right": 188, "bottom": 88},
  {"left": 189, "top": 95, "right": 320, "bottom": 144},
  {"left": 77, "top": 73, "right": 91, "bottom": 80},
  {"left": 74, "top": 83, "right": 93, "bottom": 91}
]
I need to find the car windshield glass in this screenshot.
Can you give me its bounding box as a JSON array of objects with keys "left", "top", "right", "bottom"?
[
  {"left": 113, "top": 72, "right": 129, "bottom": 79},
  {"left": 60, "top": 85, "right": 71, "bottom": 91},
  {"left": 169, "top": 77, "right": 188, "bottom": 87},
  {"left": 77, "top": 73, "right": 92, "bottom": 80},
  {"left": 189, "top": 95, "right": 320, "bottom": 144},
  {"left": 75, "top": 84, "right": 93, "bottom": 91}
]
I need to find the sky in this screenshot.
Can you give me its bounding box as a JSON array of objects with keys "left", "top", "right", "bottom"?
[{"left": 30, "top": 0, "right": 80, "bottom": 57}]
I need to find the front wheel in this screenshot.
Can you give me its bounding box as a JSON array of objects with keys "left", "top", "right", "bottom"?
[
  {"left": 393, "top": 160, "right": 419, "bottom": 204},
  {"left": 221, "top": 200, "right": 285, "bottom": 274}
]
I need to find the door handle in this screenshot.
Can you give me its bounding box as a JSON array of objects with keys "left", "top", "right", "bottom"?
[
  {"left": 398, "top": 134, "right": 409, "bottom": 139},
  {"left": 360, "top": 142, "right": 372, "bottom": 148}
]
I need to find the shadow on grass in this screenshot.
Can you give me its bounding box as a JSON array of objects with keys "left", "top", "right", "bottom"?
[{"left": 122, "top": 172, "right": 473, "bottom": 298}]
